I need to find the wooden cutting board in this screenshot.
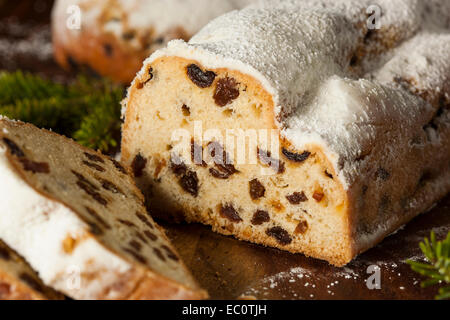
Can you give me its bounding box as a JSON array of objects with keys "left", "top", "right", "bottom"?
[
  {"left": 164, "top": 195, "right": 450, "bottom": 300},
  {"left": 1, "top": 0, "right": 449, "bottom": 301}
]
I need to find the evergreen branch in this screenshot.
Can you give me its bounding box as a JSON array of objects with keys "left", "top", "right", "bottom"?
[
  {"left": 0, "top": 71, "right": 123, "bottom": 153},
  {"left": 73, "top": 84, "right": 123, "bottom": 151},
  {"left": 407, "top": 231, "right": 450, "bottom": 300}
]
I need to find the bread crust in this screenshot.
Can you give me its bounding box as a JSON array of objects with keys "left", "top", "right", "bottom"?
[{"left": 0, "top": 271, "right": 48, "bottom": 300}]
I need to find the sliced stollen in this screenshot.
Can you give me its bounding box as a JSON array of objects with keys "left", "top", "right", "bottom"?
[
  {"left": 121, "top": 0, "right": 450, "bottom": 266},
  {"left": 0, "top": 240, "right": 63, "bottom": 300},
  {"left": 0, "top": 117, "right": 207, "bottom": 300}
]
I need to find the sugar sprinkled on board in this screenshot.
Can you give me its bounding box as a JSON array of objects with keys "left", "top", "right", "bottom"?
[{"left": 0, "top": 21, "right": 53, "bottom": 65}]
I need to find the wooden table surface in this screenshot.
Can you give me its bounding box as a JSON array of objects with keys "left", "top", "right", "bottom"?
[
  {"left": 1, "top": 0, "right": 449, "bottom": 300},
  {"left": 164, "top": 197, "right": 450, "bottom": 300}
]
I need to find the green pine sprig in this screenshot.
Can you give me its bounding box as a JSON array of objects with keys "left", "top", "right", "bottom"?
[
  {"left": 407, "top": 231, "right": 450, "bottom": 300},
  {"left": 0, "top": 71, "right": 123, "bottom": 153}
]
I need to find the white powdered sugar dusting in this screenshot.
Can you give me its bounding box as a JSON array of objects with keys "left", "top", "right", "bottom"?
[
  {"left": 0, "top": 21, "right": 53, "bottom": 63},
  {"left": 137, "top": 0, "right": 450, "bottom": 190}
]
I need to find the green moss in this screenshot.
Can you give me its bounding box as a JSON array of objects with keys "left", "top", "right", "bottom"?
[{"left": 0, "top": 71, "right": 123, "bottom": 153}]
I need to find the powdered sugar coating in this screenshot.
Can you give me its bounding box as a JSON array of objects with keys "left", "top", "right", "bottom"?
[{"left": 136, "top": 0, "right": 450, "bottom": 189}]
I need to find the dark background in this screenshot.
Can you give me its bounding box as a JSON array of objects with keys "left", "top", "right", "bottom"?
[{"left": 0, "top": 0, "right": 70, "bottom": 81}]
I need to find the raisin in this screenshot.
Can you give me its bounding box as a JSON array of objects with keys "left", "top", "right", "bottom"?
[
  {"left": 2, "top": 138, "right": 24, "bottom": 157},
  {"left": 266, "top": 227, "right": 292, "bottom": 245},
  {"left": 82, "top": 161, "right": 106, "bottom": 172},
  {"left": 219, "top": 204, "right": 242, "bottom": 223},
  {"left": 19, "top": 159, "right": 50, "bottom": 173},
  {"left": 213, "top": 77, "right": 240, "bottom": 107},
  {"left": 147, "top": 67, "right": 154, "bottom": 81},
  {"left": 72, "top": 170, "right": 99, "bottom": 190},
  {"left": 170, "top": 156, "right": 187, "bottom": 176},
  {"left": 84, "top": 152, "right": 104, "bottom": 163},
  {"left": 191, "top": 139, "right": 206, "bottom": 166},
  {"left": 144, "top": 230, "right": 158, "bottom": 241},
  {"left": 208, "top": 142, "right": 238, "bottom": 178},
  {"left": 85, "top": 207, "right": 111, "bottom": 229},
  {"left": 111, "top": 159, "right": 127, "bottom": 174},
  {"left": 364, "top": 29, "right": 376, "bottom": 43},
  {"left": 295, "top": 220, "right": 308, "bottom": 234},
  {"left": 375, "top": 167, "right": 390, "bottom": 181},
  {"left": 122, "top": 31, "right": 135, "bottom": 40},
  {"left": 182, "top": 104, "right": 191, "bottom": 117},
  {"left": 362, "top": 185, "right": 368, "bottom": 195},
  {"left": 249, "top": 179, "right": 266, "bottom": 200},
  {"left": 286, "top": 192, "right": 308, "bottom": 205},
  {"left": 129, "top": 240, "right": 142, "bottom": 251},
  {"left": 282, "top": 148, "right": 311, "bottom": 163},
  {"left": 67, "top": 56, "right": 79, "bottom": 70},
  {"left": 124, "top": 248, "right": 147, "bottom": 264},
  {"left": 313, "top": 191, "right": 324, "bottom": 202},
  {"left": 161, "top": 245, "right": 179, "bottom": 261},
  {"left": 418, "top": 171, "right": 434, "bottom": 188},
  {"left": 19, "top": 273, "right": 43, "bottom": 293},
  {"left": 170, "top": 155, "right": 199, "bottom": 196},
  {"left": 138, "top": 67, "right": 154, "bottom": 88},
  {"left": 154, "top": 37, "right": 164, "bottom": 45},
  {"left": 207, "top": 168, "right": 230, "bottom": 179},
  {"left": 251, "top": 210, "right": 270, "bottom": 225},
  {"left": 136, "top": 213, "right": 154, "bottom": 229},
  {"left": 132, "top": 153, "right": 147, "bottom": 177},
  {"left": 117, "top": 219, "right": 136, "bottom": 227},
  {"left": 103, "top": 43, "right": 113, "bottom": 57},
  {"left": 153, "top": 248, "right": 166, "bottom": 261},
  {"left": 257, "top": 148, "right": 285, "bottom": 174},
  {"left": 325, "top": 170, "right": 334, "bottom": 179},
  {"left": 208, "top": 141, "right": 226, "bottom": 162},
  {"left": 88, "top": 222, "right": 103, "bottom": 235},
  {"left": 135, "top": 232, "right": 148, "bottom": 244},
  {"left": 77, "top": 181, "right": 107, "bottom": 206},
  {"left": 179, "top": 170, "right": 199, "bottom": 197},
  {"left": 0, "top": 246, "right": 11, "bottom": 260},
  {"left": 214, "top": 163, "right": 238, "bottom": 177},
  {"left": 187, "top": 64, "right": 216, "bottom": 88},
  {"left": 91, "top": 192, "right": 108, "bottom": 206},
  {"left": 100, "top": 179, "right": 123, "bottom": 194}
]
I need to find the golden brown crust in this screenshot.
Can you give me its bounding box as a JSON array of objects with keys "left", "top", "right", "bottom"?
[
  {"left": 53, "top": 31, "right": 149, "bottom": 83},
  {"left": 0, "top": 271, "right": 43, "bottom": 300}
]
